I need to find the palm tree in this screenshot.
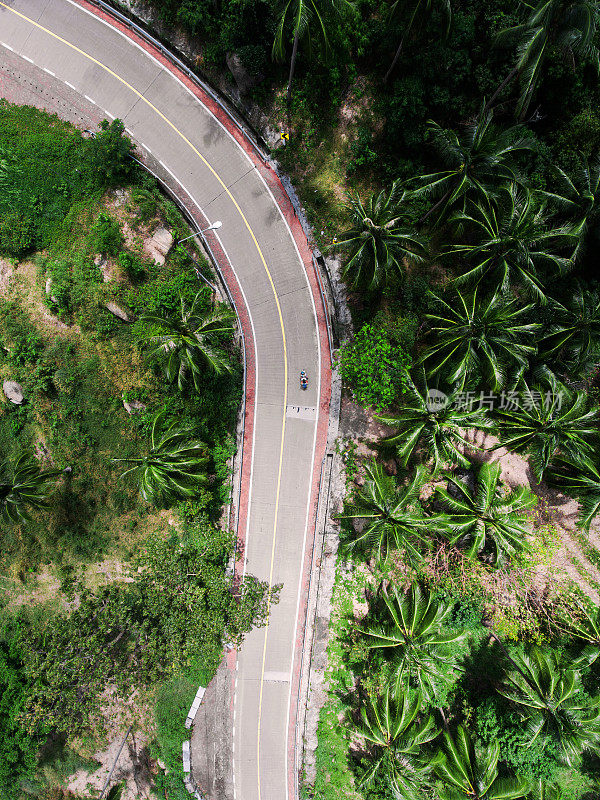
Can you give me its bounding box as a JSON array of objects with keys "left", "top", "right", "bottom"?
[
  {"left": 384, "top": 0, "right": 452, "bottom": 82},
  {"left": 337, "top": 460, "right": 429, "bottom": 564},
  {"left": 406, "top": 107, "right": 534, "bottom": 224},
  {"left": 540, "top": 284, "right": 600, "bottom": 377},
  {"left": 435, "top": 462, "right": 536, "bottom": 565},
  {"left": 560, "top": 601, "right": 600, "bottom": 666},
  {"left": 547, "top": 455, "right": 600, "bottom": 531},
  {"left": 362, "top": 583, "right": 464, "bottom": 702},
  {"left": 494, "top": 373, "right": 599, "bottom": 481},
  {"left": 113, "top": 413, "right": 208, "bottom": 507},
  {"left": 355, "top": 685, "right": 438, "bottom": 796},
  {"left": 498, "top": 645, "right": 600, "bottom": 766},
  {"left": 529, "top": 780, "right": 562, "bottom": 800},
  {"left": 273, "top": 0, "right": 354, "bottom": 104},
  {"left": 450, "top": 185, "right": 578, "bottom": 303},
  {"left": 542, "top": 155, "right": 600, "bottom": 262},
  {"left": 422, "top": 289, "right": 540, "bottom": 392},
  {"left": 140, "top": 293, "right": 234, "bottom": 391},
  {"left": 0, "top": 453, "right": 61, "bottom": 523},
  {"left": 335, "top": 184, "right": 427, "bottom": 290},
  {"left": 433, "top": 725, "right": 529, "bottom": 800},
  {"left": 378, "top": 375, "right": 494, "bottom": 471},
  {"left": 495, "top": 0, "right": 600, "bottom": 119}
]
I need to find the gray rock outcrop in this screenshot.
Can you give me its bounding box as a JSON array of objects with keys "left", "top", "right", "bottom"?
[{"left": 3, "top": 380, "right": 24, "bottom": 404}]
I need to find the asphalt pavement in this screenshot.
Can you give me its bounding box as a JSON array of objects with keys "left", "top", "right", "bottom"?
[{"left": 0, "top": 3, "right": 328, "bottom": 798}]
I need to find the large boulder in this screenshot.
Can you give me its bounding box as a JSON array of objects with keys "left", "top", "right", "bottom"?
[
  {"left": 105, "top": 301, "right": 134, "bottom": 322},
  {"left": 3, "top": 380, "right": 24, "bottom": 405},
  {"left": 145, "top": 227, "right": 174, "bottom": 266},
  {"left": 123, "top": 398, "right": 146, "bottom": 415}
]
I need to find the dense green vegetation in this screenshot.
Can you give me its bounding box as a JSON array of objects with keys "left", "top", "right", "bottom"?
[
  {"left": 0, "top": 102, "right": 269, "bottom": 799},
  {"left": 141, "top": 0, "right": 600, "bottom": 798}
]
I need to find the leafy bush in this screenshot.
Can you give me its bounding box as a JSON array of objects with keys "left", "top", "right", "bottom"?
[
  {"left": 45, "top": 258, "right": 74, "bottom": 314},
  {"left": 88, "top": 119, "right": 135, "bottom": 187},
  {"left": 0, "top": 628, "right": 37, "bottom": 799},
  {"left": 339, "top": 321, "right": 411, "bottom": 410},
  {"left": 118, "top": 251, "right": 145, "bottom": 282},
  {"left": 87, "top": 213, "right": 123, "bottom": 257}
]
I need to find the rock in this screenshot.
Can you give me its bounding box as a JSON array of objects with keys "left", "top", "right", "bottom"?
[
  {"left": 226, "top": 51, "right": 259, "bottom": 95},
  {"left": 113, "top": 188, "right": 129, "bottom": 206},
  {"left": 45, "top": 276, "right": 58, "bottom": 304},
  {"left": 145, "top": 227, "right": 174, "bottom": 266},
  {"left": 3, "top": 380, "right": 24, "bottom": 405},
  {"left": 94, "top": 255, "right": 112, "bottom": 282},
  {"left": 105, "top": 301, "right": 134, "bottom": 322},
  {"left": 123, "top": 399, "right": 146, "bottom": 415}
]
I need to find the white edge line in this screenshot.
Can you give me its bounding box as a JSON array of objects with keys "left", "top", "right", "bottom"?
[
  {"left": 21, "top": 54, "right": 33, "bottom": 63},
  {"left": 1, "top": 42, "right": 15, "bottom": 52}
]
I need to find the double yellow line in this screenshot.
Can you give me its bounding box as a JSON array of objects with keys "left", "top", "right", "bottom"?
[{"left": 0, "top": 3, "right": 287, "bottom": 796}]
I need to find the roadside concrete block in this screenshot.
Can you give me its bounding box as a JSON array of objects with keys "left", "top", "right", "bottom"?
[
  {"left": 185, "top": 685, "right": 206, "bottom": 728},
  {"left": 182, "top": 740, "right": 191, "bottom": 774}
]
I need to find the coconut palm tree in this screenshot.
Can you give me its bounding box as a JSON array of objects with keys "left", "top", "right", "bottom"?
[
  {"left": 0, "top": 453, "right": 61, "bottom": 523},
  {"left": 547, "top": 455, "right": 600, "bottom": 531},
  {"left": 450, "top": 185, "right": 579, "bottom": 303},
  {"left": 435, "top": 462, "right": 536, "bottom": 565},
  {"left": 113, "top": 413, "right": 208, "bottom": 507},
  {"left": 498, "top": 645, "right": 600, "bottom": 766},
  {"left": 378, "top": 374, "right": 494, "bottom": 471},
  {"left": 542, "top": 155, "right": 600, "bottom": 262},
  {"left": 406, "top": 107, "right": 534, "bottom": 224},
  {"left": 540, "top": 284, "right": 600, "bottom": 377},
  {"left": 273, "top": 0, "right": 354, "bottom": 104},
  {"left": 494, "top": 373, "right": 599, "bottom": 481},
  {"left": 529, "top": 780, "right": 562, "bottom": 800},
  {"left": 362, "top": 583, "right": 464, "bottom": 702},
  {"left": 422, "top": 289, "right": 540, "bottom": 392},
  {"left": 384, "top": 0, "right": 452, "bottom": 82},
  {"left": 433, "top": 725, "right": 529, "bottom": 800},
  {"left": 337, "top": 460, "right": 429, "bottom": 564},
  {"left": 496, "top": 0, "right": 600, "bottom": 119},
  {"left": 140, "top": 293, "right": 234, "bottom": 391},
  {"left": 559, "top": 601, "right": 600, "bottom": 667},
  {"left": 335, "top": 184, "right": 427, "bottom": 290},
  {"left": 355, "top": 685, "right": 438, "bottom": 796}
]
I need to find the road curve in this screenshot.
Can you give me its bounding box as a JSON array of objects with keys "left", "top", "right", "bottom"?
[{"left": 0, "top": 2, "right": 331, "bottom": 799}]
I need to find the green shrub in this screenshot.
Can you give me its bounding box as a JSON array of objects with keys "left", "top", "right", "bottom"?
[
  {"left": 45, "top": 258, "right": 73, "bottom": 314},
  {"left": 0, "top": 212, "right": 33, "bottom": 257},
  {"left": 339, "top": 321, "right": 411, "bottom": 411},
  {"left": 87, "top": 213, "right": 123, "bottom": 257},
  {"left": 118, "top": 251, "right": 145, "bottom": 282}
]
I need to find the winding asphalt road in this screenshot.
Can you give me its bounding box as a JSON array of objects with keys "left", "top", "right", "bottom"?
[{"left": 0, "top": 2, "right": 330, "bottom": 799}]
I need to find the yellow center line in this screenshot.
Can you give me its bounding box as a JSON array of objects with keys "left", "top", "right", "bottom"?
[{"left": 0, "top": 3, "right": 287, "bottom": 797}]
